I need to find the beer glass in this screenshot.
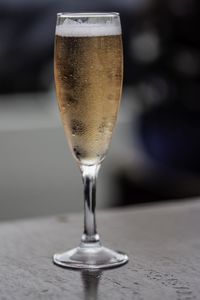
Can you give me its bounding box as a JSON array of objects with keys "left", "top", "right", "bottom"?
[{"left": 54, "top": 12, "right": 128, "bottom": 269}]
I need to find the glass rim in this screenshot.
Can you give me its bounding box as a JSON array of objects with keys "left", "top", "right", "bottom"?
[{"left": 57, "top": 12, "right": 120, "bottom": 18}]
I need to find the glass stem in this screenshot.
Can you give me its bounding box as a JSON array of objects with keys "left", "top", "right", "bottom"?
[{"left": 80, "top": 164, "right": 101, "bottom": 245}]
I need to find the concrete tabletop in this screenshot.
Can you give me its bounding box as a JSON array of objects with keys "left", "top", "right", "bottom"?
[{"left": 0, "top": 199, "right": 200, "bottom": 300}]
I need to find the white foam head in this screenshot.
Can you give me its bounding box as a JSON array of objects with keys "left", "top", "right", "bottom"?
[{"left": 56, "top": 18, "right": 121, "bottom": 37}]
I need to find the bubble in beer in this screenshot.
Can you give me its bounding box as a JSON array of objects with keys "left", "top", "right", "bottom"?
[
  {"left": 71, "top": 119, "right": 86, "bottom": 136},
  {"left": 98, "top": 122, "right": 106, "bottom": 134},
  {"left": 67, "top": 95, "right": 78, "bottom": 105},
  {"left": 107, "top": 94, "right": 113, "bottom": 101},
  {"left": 73, "top": 146, "right": 86, "bottom": 159}
]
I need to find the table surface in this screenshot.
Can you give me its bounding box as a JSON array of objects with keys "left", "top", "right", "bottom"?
[{"left": 0, "top": 199, "right": 200, "bottom": 300}]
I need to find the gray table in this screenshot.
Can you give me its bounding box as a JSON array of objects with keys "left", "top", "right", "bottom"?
[{"left": 0, "top": 199, "right": 200, "bottom": 300}]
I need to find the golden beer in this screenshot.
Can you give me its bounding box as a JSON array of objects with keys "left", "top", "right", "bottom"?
[{"left": 55, "top": 27, "right": 123, "bottom": 165}]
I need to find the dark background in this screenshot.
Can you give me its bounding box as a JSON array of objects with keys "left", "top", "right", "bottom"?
[{"left": 0, "top": 0, "right": 200, "bottom": 220}]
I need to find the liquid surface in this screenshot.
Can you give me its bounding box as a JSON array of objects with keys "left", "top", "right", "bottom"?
[
  {"left": 54, "top": 34, "right": 123, "bottom": 165},
  {"left": 56, "top": 17, "right": 121, "bottom": 37}
]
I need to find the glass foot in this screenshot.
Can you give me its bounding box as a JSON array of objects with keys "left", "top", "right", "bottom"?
[{"left": 53, "top": 244, "right": 128, "bottom": 269}]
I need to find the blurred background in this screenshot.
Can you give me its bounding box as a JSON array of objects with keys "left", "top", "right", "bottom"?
[{"left": 1, "top": 0, "right": 200, "bottom": 221}]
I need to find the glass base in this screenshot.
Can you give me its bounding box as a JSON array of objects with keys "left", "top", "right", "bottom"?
[{"left": 53, "top": 244, "right": 128, "bottom": 269}]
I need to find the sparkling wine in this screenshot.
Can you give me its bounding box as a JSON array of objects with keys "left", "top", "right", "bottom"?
[{"left": 55, "top": 24, "right": 123, "bottom": 165}]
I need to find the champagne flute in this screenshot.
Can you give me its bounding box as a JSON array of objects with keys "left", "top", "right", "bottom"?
[{"left": 53, "top": 12, "right": 128, "bottom": 269}]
